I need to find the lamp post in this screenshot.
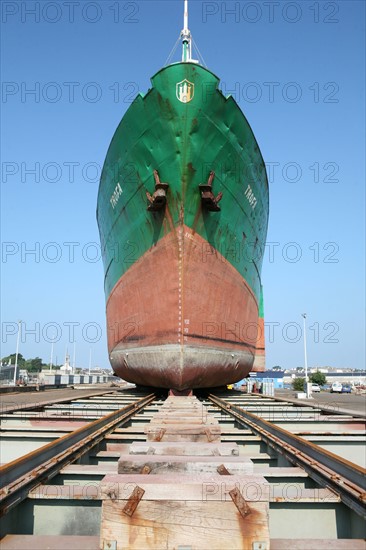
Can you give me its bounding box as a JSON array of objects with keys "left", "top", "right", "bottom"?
[
  {"left": 13, "top": 320, "right": 22, "bottom": 385},
  {"left": 302, "top": 313, "right": 311, "bottom": 398},
  {"left": 72, "top": 342, "right": 76, "bottom": 374},
  {"left": 50, "top": 337, "right": 54, "bottom": 372}
]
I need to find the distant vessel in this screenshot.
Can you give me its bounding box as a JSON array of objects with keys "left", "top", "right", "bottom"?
[{"left": 97, "top": 1, "right": 269, "bottom": 389}]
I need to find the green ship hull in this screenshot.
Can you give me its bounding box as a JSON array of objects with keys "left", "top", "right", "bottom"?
[{"left": 97, "top": 62, "right": 269, "bottom": 390}]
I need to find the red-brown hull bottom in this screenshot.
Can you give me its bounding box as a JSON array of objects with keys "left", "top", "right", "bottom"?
[
  {"left": 106, "top": 226, "right": 259, "bottom": 390},
  {"left": 253, "top": 316, "right": 265, "bottom": 372}
]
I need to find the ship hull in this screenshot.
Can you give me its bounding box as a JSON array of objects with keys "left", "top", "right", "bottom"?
[
  {"left": 253, "top": 287, "right": 265, "bottom": 372},
  {"left": 97, "top": 62, "right": 269, "bottom": 389},
  {"left": 107, "top": 227, "right": 257, "bottom": 389}
]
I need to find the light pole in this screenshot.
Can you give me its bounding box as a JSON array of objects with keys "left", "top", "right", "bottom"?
[
  {"left": 50, "top": 337, "right": 54, "bottom": 372},
  {"left": 72, "top": 342, "right": 76, "bottom": 374},
  {"left": 13, "top": 320, "right": 22, "bottom": 385},
  {"left": 88, "top": 348, "right": 92, "bottom": 377},
  {"left": 302, "top": 313, "right": 311, "bottom": 398}
]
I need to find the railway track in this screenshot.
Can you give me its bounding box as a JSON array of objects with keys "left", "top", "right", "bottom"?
[{"left": 0, "top": 387, "right": 365, "bottom": 549}]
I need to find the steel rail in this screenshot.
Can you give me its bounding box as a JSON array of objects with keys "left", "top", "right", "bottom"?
[
  {"left": 209, "top": 394, "right": 366, "bottom": 517},
  {"left": 0, "top": 393, "right": 155, "bottom": 515}
]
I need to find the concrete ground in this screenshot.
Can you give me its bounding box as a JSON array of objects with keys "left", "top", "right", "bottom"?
[
  {"left": 1, "top": 385, "right": 364, "bottom": 417},
  {"left": 0, "top": 384, "right": 132, "bottom": 410},
  {"left": 275, "top": 389, "right": 366, "bottom": 416}
]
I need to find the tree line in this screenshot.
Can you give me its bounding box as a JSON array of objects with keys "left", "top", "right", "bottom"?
[
  {"left": 293, "top": 371, "right": 327, "bottom": 390},
  {"left": 0, "top": 354, "right": 62, "bottom": 372}
]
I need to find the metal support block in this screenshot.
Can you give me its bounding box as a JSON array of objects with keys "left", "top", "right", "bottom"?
[
  {"left": 217, "top": 464, "right": 231, "bottom": 475},
  {"left": 229, "top": 487, "right": 251, "bottom": 518},
  {"left": 123, "top": 486, "right": 145, "bottom": 517}
]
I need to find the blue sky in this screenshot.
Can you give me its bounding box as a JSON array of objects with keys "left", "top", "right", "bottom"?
[{"left": 1, "top": 0, "right": 365, "bottom": 371}]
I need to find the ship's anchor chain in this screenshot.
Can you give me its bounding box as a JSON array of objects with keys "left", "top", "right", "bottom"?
[
  {"left": 199, "top": 171, "right": 223, "bottom": 212},
  {"left": 146, "top": 170, "right": 169, "bottom": 211}
]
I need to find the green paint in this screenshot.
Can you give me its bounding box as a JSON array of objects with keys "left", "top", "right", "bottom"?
[
  {"left": 259, "top": 285, "right": 264, "bottom": 318},
  {"left": 97, "top": 62, "right": 269, "bottom": 304}
]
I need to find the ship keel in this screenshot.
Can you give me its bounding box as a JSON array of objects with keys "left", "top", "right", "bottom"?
[{"left": 110, "top": 344, "right": 253, "bottom": 390}]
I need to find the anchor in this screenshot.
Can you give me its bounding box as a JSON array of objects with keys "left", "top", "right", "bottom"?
[
  {"left": 146, "top": 170, "right": 169, "bottom": 211},
  {"left": 199, "top": 171, "right": 223, "bottom": 211}
]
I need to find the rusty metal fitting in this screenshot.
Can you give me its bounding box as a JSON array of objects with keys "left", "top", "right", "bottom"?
[
  {"left": 199, "top": 171, "right": 223, "bottom": 212},
  {"left": 146, "top": 170, "right": 169, "bottom": 211}
]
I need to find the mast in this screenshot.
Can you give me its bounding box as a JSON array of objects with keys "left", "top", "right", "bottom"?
[{"left": 181, "top": 0, "right": 192, "bottom": 62}]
